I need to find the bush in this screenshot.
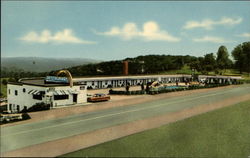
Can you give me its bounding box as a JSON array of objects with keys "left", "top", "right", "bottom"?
[
  {"left": 22, "top": 113, "right": 31, "bottom": 120},
  {"left": 110, "top": 90, "right": 145, "bottom": 95},
  {"left": 2, "top": 79, "right": 7, "bottom": 85},
  {"left": 8, "top": 78, "right": 16, "bottom": 82},
  {"left": 27, "top": 102, "right": 50, "bottom": 112}
]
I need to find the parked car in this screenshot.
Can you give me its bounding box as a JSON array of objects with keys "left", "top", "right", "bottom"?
[
  {"left": 0, "top": 113, "right": 22, "bottom": 122},
  {"left": 87, "top": 93, "right": 110, "bottom": 102}
]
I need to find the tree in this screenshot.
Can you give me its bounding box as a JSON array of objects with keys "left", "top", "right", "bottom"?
[
  {"left": 202, "top": 53, "right": 216, "bottom": 74},
  {"left": 216, "top": 46, "right": 232, "bottom": 74},
  {"left": 8, "top": 78, "right": 16, "bottom": 82},
  {"left": 2, "top": 79, "right": 7, "bottom": 85},
  {"left": 232, "top": 42, "right": 250, "bottom": 74},
  {"left": 189, "top": 57, "right": 204, "bottom": 72}
]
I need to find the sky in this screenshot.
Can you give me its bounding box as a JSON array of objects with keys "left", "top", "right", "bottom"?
[{"left": 2, "top": 1, "right": 250, "bottom": 61}]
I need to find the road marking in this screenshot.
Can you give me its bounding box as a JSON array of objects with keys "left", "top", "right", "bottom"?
[{"left": 2, "top": 88, "right": 244, "bottom": 138}]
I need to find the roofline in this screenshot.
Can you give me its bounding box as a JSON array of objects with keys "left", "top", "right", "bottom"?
[{"left": 8, "top": 82, "right": 85, "bottom": 87}]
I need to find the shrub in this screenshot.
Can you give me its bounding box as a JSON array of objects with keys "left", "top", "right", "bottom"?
[
  {"left": 22, "top": 113, "right": 31, "bottom": 120},
  {"left": 27, "top": 102, "right": 50, "bottom": 112},
  {"left": 8, "top": 78, "right": 16, "bottom": 82},
  {"left": 2, "top": 79, "right": 7, "bottom": 85}
]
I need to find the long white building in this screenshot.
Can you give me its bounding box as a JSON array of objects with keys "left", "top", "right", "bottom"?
[
  {"left": 72, "top": 74, "right": 241, "bottom": 89},
  {"left": 73, "top": 74, "right": 192, "bottom": 89}
]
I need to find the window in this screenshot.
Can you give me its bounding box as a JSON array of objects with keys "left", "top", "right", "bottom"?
[
  {"left": 23, "top": 88, "right": 26, "bottom": 93},
  {"left": 54, "top": 95, "right": 69, "bottom": 100},
  {"left": 8, "top": 89, "right": 10, "bottom": 95},
  {"left": 33, "top": 94, "right": 42, "bottom": 100},
  {"left": 49, "top": 87, "right": 55, "bottom": 91},
  {"left": 15, "top": 90, "right": 18, "bottom": 96},
  {"left": 9, "top": 104, "right": 12, "bottom": 111}
]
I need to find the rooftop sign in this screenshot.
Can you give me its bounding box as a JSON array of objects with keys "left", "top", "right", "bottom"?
[{"left": 44, "top": 76, "right": 69, "bottom": 84}]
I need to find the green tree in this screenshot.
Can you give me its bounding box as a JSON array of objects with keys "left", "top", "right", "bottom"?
[
  {"left": 189, "top": 57, "right": 204, "bottom": 72},
  {"left": 232, "top": 42, "right": 250, "bottom": 74},
  {"left": 8, "top": 78, "right": 16, "bottom": 82},
  {"left": 216, "top": 46, "right": 232, "bottom": 74},
  {"left": 202, "top": 53, "right": 216, "bottom": 74},
  {"left": 2, "top": 79, "right": 8, "bottom": 85}
]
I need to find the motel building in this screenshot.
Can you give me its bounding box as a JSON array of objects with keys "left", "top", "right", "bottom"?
[
  {"left": 73, "top": 74, "right": 192, "bottom": 89},
  {"left": 7, "top": 72, "right": 241, "bottom": 113},
  {"left": 72, "top": 74, "right": 241, "bottom": 89},
  {"left": 7, "top": 78, "right": 87, "bottom": 113}
]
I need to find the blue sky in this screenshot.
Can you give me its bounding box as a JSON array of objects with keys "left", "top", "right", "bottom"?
[{"left": 2, "top": 1, "right": 250, "bottom": 60}]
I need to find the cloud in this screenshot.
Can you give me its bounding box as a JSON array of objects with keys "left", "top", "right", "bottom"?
[
  {"left": 19, "top": 29, "right": 96, "bottom": 44},
  {"left": 193, "top": 36, "right": 233, "bottom": 43},
  {"left": 237, "top": 33, "right": 250, "bottom": 38},
  {"left": 183, "top": 17, "right": 242, "bottom": 30},
  {"left": 95, "top": 21, "right": 180, "bottom": 42}
]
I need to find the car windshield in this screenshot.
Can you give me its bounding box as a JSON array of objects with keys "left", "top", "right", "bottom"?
[{"left": 94, "top": 94, "right": 105, "bottom": 97}]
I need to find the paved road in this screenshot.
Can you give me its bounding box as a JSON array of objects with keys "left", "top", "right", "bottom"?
[{"left": 1, "top": 85, "right": 250, "bottom": 153}]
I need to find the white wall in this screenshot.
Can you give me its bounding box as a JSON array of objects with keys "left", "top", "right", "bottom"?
[
  {"left": 77, "top": 85, "right": 87, "bottom": 104},
  {"left": 51, "top": 85, "right": 87, "bottom": 107},
  {"left": 7, "top": 84, "right": 47, "bottom": 113}
]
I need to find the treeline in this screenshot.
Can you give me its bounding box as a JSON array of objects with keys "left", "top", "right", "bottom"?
[
  {"left": 189, "top": 41, "right": 250, "bottom": 75},
  {"left": 1, "top": 41, "right": 249, "bottom": 80},
  {"left": 65, "top": 41, "right": 249, "bottom": 76},
  {"left": 61, "top": 55, "right": 197, "bottom": 76}
]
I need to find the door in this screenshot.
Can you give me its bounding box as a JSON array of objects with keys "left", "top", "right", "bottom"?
[
  {"left": 17, "top": 105, "right": 20, "bottom": 112},
  {"left": 73, "top": 94, "right": 77, "bottom": 103}
]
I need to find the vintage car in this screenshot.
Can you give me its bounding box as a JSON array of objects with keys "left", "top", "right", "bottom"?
[{"left": 87, "top": 93, "right": 111, "bottom": 102}]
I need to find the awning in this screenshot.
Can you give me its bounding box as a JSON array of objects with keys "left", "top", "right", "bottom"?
[
  {"left": 33, "top": 91, "right": 40, "bottom": 95},
  {"left": 60, "top": 90, "right": 68, "bottom": 95},
  {"left": 67, "top": 90, "right": 79, "bottom": 94},
  {"left": 52, "top": 90, "right": 71, "bottom": 95},
  {"left": 31, "top": 90, "right": 39, "bottom": 95},
  {"left": 57, "top": 90, "right": 62, "bottom": 95},
  {"left": 28, "top": 90, "right": 35, "bottom": 94}
]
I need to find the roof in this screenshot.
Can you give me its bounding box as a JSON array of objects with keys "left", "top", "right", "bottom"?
[
  {"left": 9, "top": 79, "right": 71, "bottom": 87},
  {"left": 72, "top": 74, "right": 191, "bottom": 82},
  {"left": 8, "top": 74, "right": 242, "bottom": 87}
]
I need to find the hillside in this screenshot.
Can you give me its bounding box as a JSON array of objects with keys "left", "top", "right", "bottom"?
[
  {"left": 66, "top": 55, "right": 197, "bottom": 76},
  {"left": 1, "top": 57, "right": 100, "bottom": 72}
]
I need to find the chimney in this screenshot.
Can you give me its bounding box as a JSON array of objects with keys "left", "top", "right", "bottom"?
[{"left": 123, "top": 61, "right": 128, "bottom": 75}]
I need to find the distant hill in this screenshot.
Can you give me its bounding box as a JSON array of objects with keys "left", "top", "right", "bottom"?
[{"left": 1, "top": 57, "right": 101, "bottom": 72}]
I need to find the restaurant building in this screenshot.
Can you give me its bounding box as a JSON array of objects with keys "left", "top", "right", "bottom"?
[{"left": 7, "top": 78, "right": 87, "bottom": 113}]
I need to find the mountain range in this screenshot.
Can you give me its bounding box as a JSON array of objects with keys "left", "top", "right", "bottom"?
[{"left": 1, "top": 57, "right": 100, "bottom": 72}]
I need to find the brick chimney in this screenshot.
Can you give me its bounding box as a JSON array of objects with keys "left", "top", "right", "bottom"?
[{"left": 123, "top": 61, "right": 128, "bottom": 75}]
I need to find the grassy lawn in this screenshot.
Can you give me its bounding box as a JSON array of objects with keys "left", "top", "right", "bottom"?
[
  {"left": 60, "top": 100, "right": 250, "bottom": 158},
  {"left": 160, "top": 66, "right": 245, "bottom": 76},
  {"left": 160, "top": 65, "right": 193, "bottom": 75}
]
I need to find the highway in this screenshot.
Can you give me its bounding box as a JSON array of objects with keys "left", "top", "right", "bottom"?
[{"left": 1, "top": 85, "right": 250, "bottom": 153}]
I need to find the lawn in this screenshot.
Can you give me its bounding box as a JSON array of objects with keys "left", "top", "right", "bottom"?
[{"left": 60, "top": 100, "right": 250, "bottom": 158}]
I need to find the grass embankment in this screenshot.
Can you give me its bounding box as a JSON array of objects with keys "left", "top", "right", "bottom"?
[
  {"left": 0, "top": 78, "right": 8, "bottom": 98},
  {"left": 60, "top": 100, "right": 250, "bottom": 158}
]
